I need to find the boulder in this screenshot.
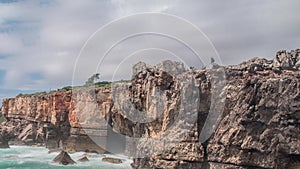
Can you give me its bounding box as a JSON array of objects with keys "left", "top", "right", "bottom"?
[
  {"left": 52, "top": 151, "right": 76, "bottom": 165},
  {"left": 0, "top": 135, "right": 9, "bottom": 148},
  {"left": 102, "top": 157, "right": 123, "bottom": 164},
  {"left": 78, "top": 156, "right": 89, "bottom": 162}
]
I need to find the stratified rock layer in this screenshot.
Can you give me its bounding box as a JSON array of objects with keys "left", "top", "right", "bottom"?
[
  {"left": 1, "top": 49, "right": 300, "bottom": 168},
  {"left": 0, "top": 89, "right": 108, "bottom": 153}
]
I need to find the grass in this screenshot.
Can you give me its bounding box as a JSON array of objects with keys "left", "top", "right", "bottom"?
[{"left": 16, "top": 80, "right": 131, "bottom": 97}]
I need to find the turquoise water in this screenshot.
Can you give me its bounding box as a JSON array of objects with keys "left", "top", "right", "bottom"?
[{"left": 0, "top": 146, "right": 132, "bottom": 169}]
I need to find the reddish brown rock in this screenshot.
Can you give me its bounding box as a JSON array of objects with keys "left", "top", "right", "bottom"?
[{"left": 0, "top": 88, "right": 109, "bottom": 152}]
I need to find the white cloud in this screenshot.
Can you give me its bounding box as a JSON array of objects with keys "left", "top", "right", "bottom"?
[
  {"left": 0, "top": 0, "right": 110, "bottom": 90},
  {"left": 110, "top": 0, "right": 172, "bottom": 16},
  {"left": 0, "top": 0, "right": 299, "bottom": 94}
]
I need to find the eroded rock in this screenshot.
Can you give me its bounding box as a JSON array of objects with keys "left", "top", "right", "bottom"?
[
  {"left": 52, "top": 151, "right": 76, "bottom": 165},
  {"left": 102, "top": 157, "right": 123, "bottom": 164},
  {"left": 78, "top": 156, "right": 89, "bottom": 162},
  {"left": 0, "top": 135, "right": 9, "bottom": 148}
]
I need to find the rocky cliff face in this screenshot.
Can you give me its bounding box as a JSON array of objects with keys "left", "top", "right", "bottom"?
[
  {"left": 1, "top": 49, "right": 300, "bottom": 169},
  {"left": 1, "top": 91, "right": 72, "bottom": 147},
  {"left": 0, "top": 89, "right": 109, "bottom": 153},
  {"left": 116, "top": 49, "right": 300, "bottom": 169}
]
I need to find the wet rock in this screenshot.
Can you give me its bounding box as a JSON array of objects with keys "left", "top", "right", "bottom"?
[
  {"left": 102, "top": 157, "right": 123, "bottom": 164},
  {"left": 78, "top": 156, "right": 89, "bottom": 162},
  {"left": 52, "top": 151, "right": 76, "bottom": 165},
  {"left": 0, "top": 135, "right": 9, "bottom": 148}
]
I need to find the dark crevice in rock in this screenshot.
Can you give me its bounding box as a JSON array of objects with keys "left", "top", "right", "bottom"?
[
  {"left": 202, "top": 140, "right": 210, "bottom": 169},
  {"left": 160, "top": 158, "right": 177, "bottom": 162},
  {"left": 209, "top": 161, "right": 270, "bottom": 169}
]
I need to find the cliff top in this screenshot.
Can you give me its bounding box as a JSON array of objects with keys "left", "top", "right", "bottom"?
[{"left": 2, "top": 49, "right": 300, "bottom": 103}]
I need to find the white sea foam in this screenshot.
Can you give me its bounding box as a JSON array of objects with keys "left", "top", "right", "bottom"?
[{"left": 0, "top": 146, "right": 133, "bottom": 169}]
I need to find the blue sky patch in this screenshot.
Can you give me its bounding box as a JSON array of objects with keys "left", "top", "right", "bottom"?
[
  {"left": 0, "top": 54, "right": 8, "bottom": 59},
  {"left": 0, "top": 0, "right": 20, "bottom": 3},
  {"left": 0, "top": 20, "right": 18, "bottom": 33},
  {"left": 0, "top": 88, "right": 40, "bottom": 107},
  {"left": 29, "top": 72, "right": 44, "bottom": 81},
  {"left": 0, "top": 70, "right": 5, "bottom": 85}
]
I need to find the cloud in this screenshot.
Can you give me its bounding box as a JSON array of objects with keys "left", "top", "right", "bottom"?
[
  {"left": 110, "top": 0, "right": 172, "bottom": 16},
  {"left": 0, "top": 1, "right": 105, "bottom": 90},
  {"left": 166, "top": 0, "right": 300, "bottom": 64},
  {"left": 0, "top": 0, "right": 299, "bottom": 97}
]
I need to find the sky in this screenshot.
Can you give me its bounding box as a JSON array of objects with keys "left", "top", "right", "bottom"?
[{"left": 0, "top": 0, "right": 300, "bottom": 104}]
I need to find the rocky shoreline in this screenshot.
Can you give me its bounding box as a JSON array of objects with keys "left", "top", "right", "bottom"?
[{"left": 1, "top": 49, "right": 300, "bottom": 168}]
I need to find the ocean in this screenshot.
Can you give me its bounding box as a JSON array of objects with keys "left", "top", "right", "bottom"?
[{"left": 0, "top": 146, "right": 132, "bottom": 169}]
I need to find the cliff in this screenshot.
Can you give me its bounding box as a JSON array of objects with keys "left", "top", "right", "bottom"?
[
  {"left": 1, "top": 49, "right": 300, "bottom": 168},
  {"left": 0, "top": 89, "right": 110, "bottom": 153},
  {"left": 111, "top": 49, "right": 300, "bottom": 169}
]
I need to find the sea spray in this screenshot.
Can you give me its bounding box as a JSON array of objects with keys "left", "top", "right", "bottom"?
[{"left": 0, "top": 146, "right": 132, "bottom": 169}]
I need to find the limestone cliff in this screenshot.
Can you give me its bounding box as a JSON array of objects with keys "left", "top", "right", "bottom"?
[
  {"left": 0, "top": 49, "right": 300, "bottom": 169},
  {"left": 114, "top": 49, "right": 300, "bottom": 169},
  {"left": 0, "top": 89, "right": 109, "bottom": 153}
]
